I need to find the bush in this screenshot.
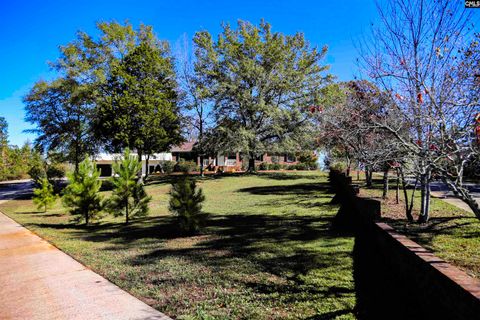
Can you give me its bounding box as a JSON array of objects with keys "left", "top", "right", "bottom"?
[
  {"left": 298, "top": 152, "right": 318, "bottom": 169},
  {"left": 270, "top": 163, "right": 281, "bottom": 170},
  {"left": 330, "top": 161, "right": 347, "bottom": 173},
  {"left": 286, "top": 164, "right": 296, "bottom": 170},
  {"left": 174, "top": 161, "right": 199, "bottom": 173},
  {"left": 160, "top": 161, "right": 176, "bottom": 174},
  {"left": 258, "top": 162, "right": 269, "bottom": 170},
  {"left": 295, "top": 163, "right": 309, "bottom": 170},
  {"left": 33, "top": 178, "right": 57, "bottom": 212},
  {"left": 169, "top": 177, "right": 206, "bottom": 234}
]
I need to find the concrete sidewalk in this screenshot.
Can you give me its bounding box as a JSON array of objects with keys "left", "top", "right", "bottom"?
[{"left": 0, "top": 210, "right": 171, "bottom": 320}]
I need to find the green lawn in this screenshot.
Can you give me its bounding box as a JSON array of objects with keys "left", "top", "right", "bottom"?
[
  {"left": 359, "top": 177, "right": 480, "bottom": 279},
  {"left": 0, "top": 171, "right": 356, "bottom": 320}
]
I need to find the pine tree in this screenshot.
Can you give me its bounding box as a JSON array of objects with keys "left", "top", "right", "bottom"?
[
  {"left": 107, "top": 149, "right": 151, "bottom": 224},
  {"left": 62, "top": 158, "right": 103, "bottom": 225},
  {"left": 169, "top": 178, "right": 206, "bottom": 234},
  {"left": 32, "top": 178, "right": 56, "bottom": 212}
]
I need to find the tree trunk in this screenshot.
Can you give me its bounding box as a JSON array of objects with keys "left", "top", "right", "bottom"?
[
  {"left": 200, "top": 155, "right": 204, "bottom": 177},
  {"left": 145, "top": 154, "right": 150, "bottom": 179},
  {"left": 418, "top": 170, "right": 431, "bottom": 223},
  {"left": 248, "top": 152, "right": 256, "bottom": 172},
  {"left": 365, "top": 166, "right": 373, "bottom": 188},
  {"left": 125, "top": 201, "right": 129, "bottom": 225},
  {"left": 382, "top": 167, "right": 389, "bottom": 199},
  {"left": 395, "top": 168, "right": 400, "bottom": 204},
  {"left": 137, "top": 151, "right": 143, "bottom": 183},
  {"left": 357, "top": 166, "right": 360, "bottom": 181},
  {"left": 399, "top": 166, "right": 414, "bottom": 222},
  {"left": 85, "top": 211, "right": 89, "bottom": 226}
]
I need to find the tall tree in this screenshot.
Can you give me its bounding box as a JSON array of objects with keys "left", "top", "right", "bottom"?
[
  {"left": 194, "top": 20, "right": 330, "bottom": 171},
  {"left": 177, "top": 36, "right": 212, "bottom": 176},
  {"left": 24, "top": 78, "right": 96, "bottom": 172},
  {"left": 0, "top": 117, "right": 8, "bottom": 179}
]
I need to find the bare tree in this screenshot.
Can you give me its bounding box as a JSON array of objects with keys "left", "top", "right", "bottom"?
[
  {"left": 176, "top": 35, "right": 213, "bottom": 176},
  {"left": 359, "top": 0, "right": 480, "bottom": 221}
]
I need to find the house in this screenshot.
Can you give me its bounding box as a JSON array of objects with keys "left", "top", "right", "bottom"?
[
  {"left": 171, "top": 141, "right": 299, "bottom": 172},
  {"left": 94, "top": 141, "right": 300, "bottom": 176},
  {"left": 94, "top": 152, "right": 172, "bottom": 177}
]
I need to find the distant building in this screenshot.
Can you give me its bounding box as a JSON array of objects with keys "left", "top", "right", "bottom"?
[{"left": 94, "top": 141, "right": 300, "bottom": 176}]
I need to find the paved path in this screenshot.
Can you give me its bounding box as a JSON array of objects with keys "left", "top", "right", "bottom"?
[
  {"left": 0, "top": 182, "right": 171, "bottom": 320},
  {"left": 429, "top": 181, "right": 480, "bottom": 214}
]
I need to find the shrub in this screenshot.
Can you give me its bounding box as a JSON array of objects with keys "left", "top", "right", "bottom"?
[
  {"left": 169, "top": 177, "right": 206, "bottom": 234},
  {"left": 330, "top": 161, "right": 347, "bottom": 173},
  {"left": 258, "top": 162, "right": 269, "bottom": 170},
  {"left": 62, "top": 158, "right": 103, "bottom": 225},
  {"left": 174, "top": 161, "right": 199, "bottom": 173},
  {"left": 298, "top": 152, "right": 318, "bottom": 169},
  {"left": 286, "top": 164, "right": 296, "bottom": 170},
  {"left": 270, "top": 163, "right": 281, "bottom": 170},
  {"left": 160, "top": 160, "right": 176, "bottom": 174},
  {"left": 33, "top": 178, "right": 57, "bottom": 212},
  {"left": 295, "top": 163, "right": 309, "bottom": 170}
]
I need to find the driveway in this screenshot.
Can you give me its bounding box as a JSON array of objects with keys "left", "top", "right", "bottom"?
[
  {"left": 429, "top": 181, "right": 480, "bottom": 214},
  {"left": 0, "top": 181, "right": 171, "bottom": 320}
]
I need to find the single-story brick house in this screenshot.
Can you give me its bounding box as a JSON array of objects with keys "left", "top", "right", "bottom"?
[
  {"left": 171, "top": 141, "right": 299, "bottom": 172},
  {"left": 94, "top": 141, "right": 300, "bottom": 176}
]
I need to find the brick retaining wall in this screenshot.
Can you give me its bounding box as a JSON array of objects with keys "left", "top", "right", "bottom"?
[{"left": 329, "top": 170, "right": 480, "bottom": 319}]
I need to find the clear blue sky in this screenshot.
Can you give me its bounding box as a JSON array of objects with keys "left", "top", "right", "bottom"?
[{"left": 0, "top": 0, "right": 378, "bottom": 146}]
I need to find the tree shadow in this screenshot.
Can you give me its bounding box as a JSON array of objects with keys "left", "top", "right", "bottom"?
[{"left": 238, "top": 182, "right": 330, "bottom": 196}]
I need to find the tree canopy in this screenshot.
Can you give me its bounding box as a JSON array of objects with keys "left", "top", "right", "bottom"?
[{"left": 194, "top": 20, "right": 331, "bottom": 171}]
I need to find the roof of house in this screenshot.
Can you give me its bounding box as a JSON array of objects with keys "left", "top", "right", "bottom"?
[{"left": 171, "top": 141, "right": 196, "bottom": 153}]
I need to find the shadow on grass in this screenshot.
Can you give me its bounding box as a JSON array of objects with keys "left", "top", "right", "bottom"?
[
  {"left": 27, "top": 179, "right": 356, "bottom": 318},
  {"left": 238, "top": 182, "right": 330, "bottom": 195}
]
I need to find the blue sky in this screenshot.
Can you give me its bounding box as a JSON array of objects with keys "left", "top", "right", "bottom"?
[{"left": 0, "top": 0, "right": 378, "bottom": 146}]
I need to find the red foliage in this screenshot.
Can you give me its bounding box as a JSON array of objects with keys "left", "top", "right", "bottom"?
[{"left": 417, "top": 92, "right": 424, "bottom": 104}]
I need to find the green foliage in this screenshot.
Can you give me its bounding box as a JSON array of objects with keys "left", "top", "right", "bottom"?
[
  {"left": 194, "top": 20, "right": 331, "bottom": 171},
  {"left": 174, "top": 161, "right": 199, "bottom": 173},
  {"left": 32, "top": 178, "right": 57, "bottom": 212},
  {"left": 298, "top": 152, "right": 318, "bottom": 170},
  {"left": 107, "top": 149, "right": 152, "bottom": 224},
  {"left": 62, "top": 158, "right": 103, "bottom": 225},
  {"left": 24, "top": 78, "right": 97, "bottom": 170},
  {"left": 169, "top": 177, "right": 206, "bottom": 234},
  {"left": 92, "top": 23, "right": 182, "bottom": 160},
  {"left": 160, "top": 160, "right": 176, "bottom": 174},
  {"left": 258, "top": 162, "right": 269, "bottom": 171}
]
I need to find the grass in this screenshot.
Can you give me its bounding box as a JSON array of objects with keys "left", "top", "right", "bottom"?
[
  {"left": 0, "top": 171, "right": 356, "bottom": 320},
  {"left": 356, "top": 174, "right": 480, "bottom": 279}
]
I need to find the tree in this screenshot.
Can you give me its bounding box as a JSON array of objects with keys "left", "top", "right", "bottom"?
[
  {"left": 24, "top": 78, "right": 96, "bottom": 172},
  {"left": 169, "top": 177, "right": 206, "bottom": 234},
  {"left": 107, "top": 149, "right": 151, "bottom": 224},
  {"left": 33, "top": 178, "right": 57, "bottom": 212},
  {"left": 82, "top": 23, "right": 182, "bottom": 174},
  {"left": 359, "top": 0, "right": 480, "bottom": 221},
  {"left": 62, "top": 157, "right": 103, "bottom": 225},
  {"left": 194, "top": 20, "right": 330, "bottom": 171},
  {"left": 177, "top": 36, "right": 213, "bottom": 176},
  {"left": 0, "top": 117, "right": 8, "bottom": 179}
]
